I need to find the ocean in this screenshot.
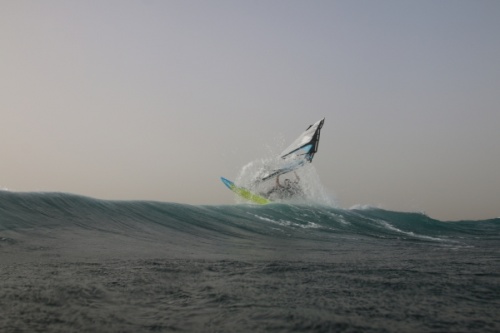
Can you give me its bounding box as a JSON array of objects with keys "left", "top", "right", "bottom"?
[{"left": 1, "top": 190, "right": 499, "bottom": 332}]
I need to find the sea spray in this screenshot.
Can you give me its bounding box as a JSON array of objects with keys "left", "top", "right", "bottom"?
[{"left": 234, "top": 158, "right": 336, "bottom": 206}]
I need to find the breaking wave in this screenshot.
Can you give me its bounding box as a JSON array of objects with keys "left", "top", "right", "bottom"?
[{"left": 1, "top": 191, "right": 498, "bottom": 251}]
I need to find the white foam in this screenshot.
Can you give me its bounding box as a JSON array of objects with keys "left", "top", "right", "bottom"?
[
  {"left": 375, "top": 219, "right": 447, "bottom": 242},
  {"left": 326, "top": 211, "right": 350, "bottom": 225},
  {"left": 250, "top": 213, "right": 320, "bottom": 230},
  {"left": 349, "top": 204, "right": 380, "bottom": 210}
]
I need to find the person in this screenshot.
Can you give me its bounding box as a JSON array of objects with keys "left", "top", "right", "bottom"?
[{"left": 265, "top": 171, "right": 302, "bottom": 199}]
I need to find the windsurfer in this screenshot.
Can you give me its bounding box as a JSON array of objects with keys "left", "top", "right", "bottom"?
[{"left": 265, "top": 172, "right": 303, "bottom": 199}]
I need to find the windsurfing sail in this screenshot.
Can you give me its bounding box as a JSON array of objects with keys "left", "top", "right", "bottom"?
[{"left": 260, "top": 118, "right": 324, "bottom": 181}]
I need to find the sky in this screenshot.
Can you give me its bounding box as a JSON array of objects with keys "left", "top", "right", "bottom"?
[{"left": 1, "top": 0, "right": 499, "bottom": 221}]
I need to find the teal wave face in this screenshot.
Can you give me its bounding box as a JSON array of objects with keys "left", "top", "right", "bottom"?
[{"left": 1, "top": 191, "right": 498, "bottom": 242}]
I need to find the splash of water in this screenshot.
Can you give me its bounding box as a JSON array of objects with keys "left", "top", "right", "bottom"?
[{"left": 235, "top": 158, "right": 337, "bottom": 206}]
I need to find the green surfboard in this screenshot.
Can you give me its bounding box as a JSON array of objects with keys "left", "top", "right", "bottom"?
[{"left": 220, "top": 177, "right": 270, "bottom": 205}]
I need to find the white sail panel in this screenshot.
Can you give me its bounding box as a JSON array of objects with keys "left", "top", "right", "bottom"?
[
  {"left": 280, "top": 118, "right": 324, "bottom": 160},
  {"left": 260, "top": 118, "right": 324, "bottom": 181}
]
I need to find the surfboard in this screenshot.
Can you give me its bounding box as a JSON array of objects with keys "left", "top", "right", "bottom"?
[{"left": 220, "top": 177, "right": 271, "bottom": 205}]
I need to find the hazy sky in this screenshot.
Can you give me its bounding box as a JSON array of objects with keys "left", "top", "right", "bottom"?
[{"left": 2, "top": 1, "right": 499, "bottom": 220}]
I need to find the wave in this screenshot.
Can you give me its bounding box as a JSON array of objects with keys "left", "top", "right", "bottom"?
[{"left": 1, "top": 191, "right": 498, "bottom": 245}]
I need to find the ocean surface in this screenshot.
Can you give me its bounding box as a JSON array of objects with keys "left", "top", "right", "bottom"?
[{"left": 1, "top": 190, "right": 499, "bottom": 332}]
